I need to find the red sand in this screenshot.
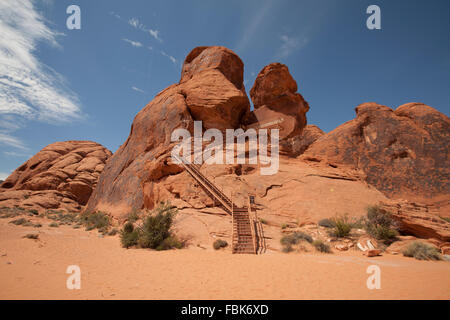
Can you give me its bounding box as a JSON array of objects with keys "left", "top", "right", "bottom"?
[{"left": 1, "top": 219, "right": 449, "bottom": 300}]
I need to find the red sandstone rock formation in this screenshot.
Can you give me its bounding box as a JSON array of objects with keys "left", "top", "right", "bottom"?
[
  {"left": 84, "top": 46, "right": 251, "bottom": 218},
  {"left": 0, "top": 141, "right": 111, "bottom": 212},
  {"left": 245, "top": 63, "right": 309, "bottom": 140},
  {"left": 302, "top": 102, "right": 450, "bottom": 203}
]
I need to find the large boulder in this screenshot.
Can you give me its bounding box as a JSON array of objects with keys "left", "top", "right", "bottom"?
[
  {"left": 179, "top": 46, "right": 250, "bottom": 130},
  {"left": 245, "top": 63, "right": 309, "bottom": 140},
  {"left": 84, "top": 46, "right": 251, "bottom": 219},
  {"left": 302, "top": 102, "right": 450, "bottom": 202},
  {"left": 0, "top": 141, "right": 111, "bottom": 212}
]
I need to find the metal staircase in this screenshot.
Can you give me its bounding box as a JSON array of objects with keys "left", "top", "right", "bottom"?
[{"left": 172, "top": 153, "right": 260, "bottom": 254}]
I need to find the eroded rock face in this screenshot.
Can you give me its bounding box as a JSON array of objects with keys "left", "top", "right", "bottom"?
[
  {"left": 246, "top": 63, "right": 309, "bottom": 139},
  {"left": 84, "top": 46, "right": 251, "bottom": 218},
  {"left": 289, "top": 125, "right": 324, "bottom": 156},
  {"left": 0, "top": 141, "right": 111, "bottom": 212},
  {"left": 303, "top": 102, "right": 450, "bottom": 202},
  {"left": 380, "top": 200, "right": 450, "bottom": 243}
]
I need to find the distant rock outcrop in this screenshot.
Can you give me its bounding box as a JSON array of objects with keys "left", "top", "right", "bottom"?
[
  {"left": 0, "top": 141, "right": 111, "bottom": 212},
  {"left": 302, "top": 102, "right": 450, "bottom": 203}
]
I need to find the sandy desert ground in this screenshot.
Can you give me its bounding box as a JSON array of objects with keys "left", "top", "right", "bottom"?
[{"left": 1, "top": 216, "right": 449, "bottom": 300}]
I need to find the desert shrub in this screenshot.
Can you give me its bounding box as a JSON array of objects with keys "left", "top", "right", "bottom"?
[
  {"left": 213, "top": 239, "right": 228, "bottom": 250},
  {"left": 10, "top": 218, "right": 27, "bottom": 225},
  {"left": 281, "top": 223, "right": 287, "bottom": 230},
  {"left": 126, "top": 210, "right": 140, "bottom": 223},
  {"left": 80, "top": 211, "right": 110, "bottom": 231},
  {"left": 33, "top": 223, "right": 42, "bottom": 228},
  {"left": 23, "top": 221, "right": 34, "bottom": 227},
  {"left": 328, "top": 215, "right": 352, "bottom": 238},
  {"left": 138, "top": 204, "right": 176, "bottom": 249},
  {"left": 259, "top": 218, "right": 268, "bottom": 225},
  {"left": 157, "top": 236, "right": 183, "bottom": 251},
  {"left": 29, "top": 209, "right": 38, "bottom": 215},
  {"left": 49, "top": 222, "right": 59, "bottom": 227},
  {"left": 402, "top": 241, "right": 441, "bottom": 261},
  {"left": 23, "top": 234, "right": 39, "bottom": 239},
  {"left": 120, "top": 222, "right": 139, "bottom": 248},
  {"left": 365, "top": 206, "right": 398, "bottom": 243},
  {"left": 281, "top": 231, "right": 313, "bottom": 252},
  {"left": 318, "top": 218, "right": 335, "bottom": 228},
  {"left": 312, "top": 240, "right": 331, "bottom": 253}
]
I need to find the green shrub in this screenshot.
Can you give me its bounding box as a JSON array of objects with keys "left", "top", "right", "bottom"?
[
  {"left": 49, "top": 222, "right": 59, "bottom": 227},
  {"left": 402, "top": 241, "right": 441, "bottom": 261},
  {"left": 259, "top": 218, "right": 268, "bottom": 225},
  {"left": 318, "top": 218, "right": 335, "bottom": 228},
  {"left": 157, "top": 236, "right": 183, "bottom": 251},
  {"left": 312, "top": 240, "right": 331, "bottom": 253},
  {"left": 120, "top": 222, "right": 139, "bottom": 248},
  {"left": 119, "top": 202, "right": 182, "bottom": 251},
  {"left": 29, "top": 209, "right": 38, "bottom": 215},
  {"left": 126, "top": 210, "right": 141, "bottom": 223},
  {"left": 10, "top": 218, "right": 27, "bottom": 225},
  {"left": 281, "top": 223, "right": 287, "bottom": 230},
  {"left": 80, "top": 211, "right": 110, "bottom": 230},
  {"left": 365, "top": 206, "right": 398, "bottom": 243},
  {"left": 282, "top": 244, "right": 294, "bottom": 253},
  {"left": 138, "top": 204, "right": 176, "bottom": 249},
  {"left": 328, "top": 215, "right": 352, "bottom": 238},
  {"left": 213, "top": 239, "right": 228, "bottom": 250}
]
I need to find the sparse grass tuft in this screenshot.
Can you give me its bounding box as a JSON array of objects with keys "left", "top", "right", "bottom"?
[
  {"left": 402, "top": 241, "right": 441, "bottom": 261},
  {"left": 328, "top": 215, "right": 352, "bottom": 238},
  {"left": 259, "top": 218, "right": 268, "bottom": 225},
  {"left": 10, "top": 218, "right": 27, "bottom": 225},
  {"left": 281, "top": 231, "right": 313, "bottom": 246},
  {"left": 213, "top": 239, "right": 228, "bottom": 250},
  {"left": 365, "top": 206, "right": 398, "bottom": 243},
  {"left": 312, "top": 239, "right": 331, "bottom": 253},
  {"left": 79, "top": 211, "right": 110, "bottom": 231},
  {"left": 281, "top": 231, "right": 313, "bottom": 253}
]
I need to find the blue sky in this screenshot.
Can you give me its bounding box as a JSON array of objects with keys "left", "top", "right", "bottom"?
[{"left": 1, "top": 0, "right": 449, "bottom": 179}]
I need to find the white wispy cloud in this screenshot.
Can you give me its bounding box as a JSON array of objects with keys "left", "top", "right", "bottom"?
[
  {"left": 0, "top": 0, "right": 82, "bottom": 126},
  {"left": 161, "top": 51, "right": 177, "bottom": 64},
  {"left": 3, "top": 150, "right": 31, "bottom": 157},
  {"left": 131, "top": 86, "right": 146, "bottom": 94},
  {"left": 149, "top": 29, "right": 162, "bottom": 42},
  {"left": 122, "top": 38, "right": 143, "bottom": 47},
  {"left": 0, "top": 133, "right": 28, "bottom": 150},
  {"left": 236, "top": 0, "right": 273, "bottom": 52},
  {"left": 277, "top": 34, "right": 308, "bottom": 58}
]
